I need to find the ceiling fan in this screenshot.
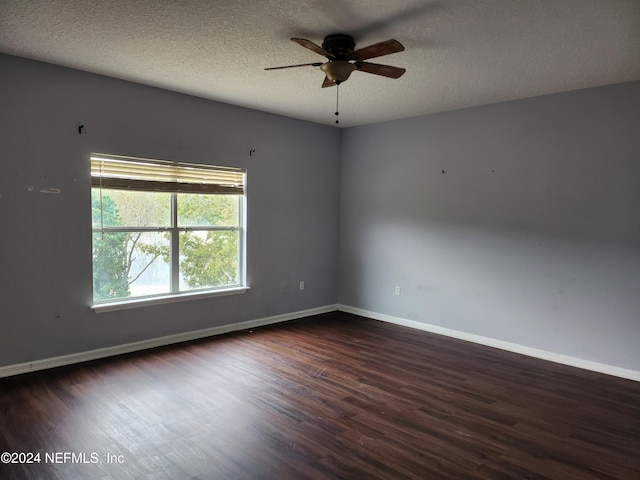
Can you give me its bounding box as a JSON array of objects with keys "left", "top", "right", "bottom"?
[{"left": 265, "top": 34, "right": 406, "bottom": 87}]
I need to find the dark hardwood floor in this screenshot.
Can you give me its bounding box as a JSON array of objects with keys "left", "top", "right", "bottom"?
[{"left": 1, "top": 311, "right": 639, "bottom": 479}]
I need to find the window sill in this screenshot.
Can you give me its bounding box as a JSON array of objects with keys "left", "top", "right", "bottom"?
[{"left": 92, "top": 287, "right": 250, "bottom": 313}]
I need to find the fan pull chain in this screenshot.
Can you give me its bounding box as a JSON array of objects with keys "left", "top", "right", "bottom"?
[{"left": 335, "top": 83, "right": 340, "bottom": 124}]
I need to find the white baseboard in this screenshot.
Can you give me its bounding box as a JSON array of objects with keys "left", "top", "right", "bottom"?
[
  {"left": 0, "top": 304, "right": 338, "bottom": 379},
  {"left": 4, "top": 304, "right": 638, "bottom": 383},
  {"left": 338, "top": 304, "right": 640, "bottom": 382}
]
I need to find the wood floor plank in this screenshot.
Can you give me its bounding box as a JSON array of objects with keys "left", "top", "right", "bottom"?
[{"left": 1, "top": 311, "right": 639, "bottom": 479}]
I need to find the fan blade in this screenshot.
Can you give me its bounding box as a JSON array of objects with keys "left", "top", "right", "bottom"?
[
  {"left": 357, "top": 62, "right": 406, "bottom": 79},
  {"left": 291, "top": 38, "right": 334, "bottom": 58},
  {"left": 350, "top": 39, "right": 404, "bottom": 61},
  {"left": 322, "top": 76, "right": 336, "bottom": 88},
  {"left": 265, "top": 62, "right": 323, "bottom": 71}
]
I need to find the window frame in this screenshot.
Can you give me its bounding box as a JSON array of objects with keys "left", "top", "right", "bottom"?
[{"left": 90, "top": 154, "right": 248, "bottom": 311}]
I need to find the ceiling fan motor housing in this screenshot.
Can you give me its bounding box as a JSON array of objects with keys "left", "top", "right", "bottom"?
[{"left": 322, "top": 34, "right": 356, "bottom": 59}]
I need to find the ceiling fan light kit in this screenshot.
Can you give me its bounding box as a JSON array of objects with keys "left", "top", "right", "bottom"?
[
  {"left": 265, "top": 33, "right": 405, "bottom": 124},
  {"left": 320, "top": 61, "right": 356, "bottom": 83}
]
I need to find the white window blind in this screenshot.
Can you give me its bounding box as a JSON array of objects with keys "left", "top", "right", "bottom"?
[{"left": 91, "top": 154, "right": 245, "bottom": 194}]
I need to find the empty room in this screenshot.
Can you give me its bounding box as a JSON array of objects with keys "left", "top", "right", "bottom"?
[{"left": 1, "top": 1, "right": 639, "bottom": 479}]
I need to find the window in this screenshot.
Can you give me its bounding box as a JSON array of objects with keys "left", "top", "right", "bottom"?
[{"left": 91, "top": 154, "right": 246, "bottom": 305}]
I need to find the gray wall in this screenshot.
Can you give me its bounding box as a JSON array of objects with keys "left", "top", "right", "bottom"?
[
  {"left": 0, "top": 54, "right": 341, "bottom": 367},
  {"left": 340, "top": 82, "right": 640, "bottom": 371},
  {"left": 2, "top": 52, "right": 639, "bottom": 374}
]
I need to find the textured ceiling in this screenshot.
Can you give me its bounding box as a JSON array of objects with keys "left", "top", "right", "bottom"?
[{"left": 1, "top": 0, "right": 639, "bottom": 128}]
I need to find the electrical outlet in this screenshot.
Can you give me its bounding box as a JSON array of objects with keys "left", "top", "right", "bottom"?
[
  {"left": 395, "top": 286, "right": 401, "bottom": 296},
  {"left": 299, "top": 281, "right": 305, "bottom": 291}
]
